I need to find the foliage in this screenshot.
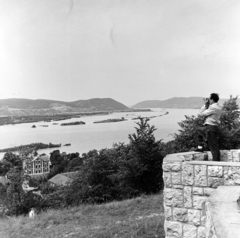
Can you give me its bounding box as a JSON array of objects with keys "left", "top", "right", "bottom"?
[
  {"left": 127, "top": 117, "right": 164, "bottom": 193},
  {"left": 1, "top": 167, "right": 44, "bottom": 216},
  {"left": 64, "top": 148, "right": 125, "bottom": 205},
  {"left": 48, "top": 151, "right": 82, "bottom": 179},
  {"left": 0, "top": 152, "right": 22, "bottom": 176},
  {"left": 64, "top": 118, "right": 164, "bottom": 205},
  {"left": 49, "top": 150, "right": 63, "bottom": 166},
  {"left": 172, "top": 115, "right": 206, "bottom": 152},
  {"left": 171, "top": 96, "right": 240, "bottom": 152}
]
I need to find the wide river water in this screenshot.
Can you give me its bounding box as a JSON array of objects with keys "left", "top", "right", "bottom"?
[{"left": 0, "top": 108, "right": 199, "bottom": 159}]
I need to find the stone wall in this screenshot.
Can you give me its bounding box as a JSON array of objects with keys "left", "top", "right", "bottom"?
[{"left": 163, "top": 149, "right": 240, "bottom": 238}]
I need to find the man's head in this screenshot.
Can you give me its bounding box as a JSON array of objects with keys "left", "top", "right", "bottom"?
[{"left": 209, "top": 93, "right": 219, "bottom": 104}]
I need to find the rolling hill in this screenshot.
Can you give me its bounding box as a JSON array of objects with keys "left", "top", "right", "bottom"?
[
  {"left": 0, "top": 98, "right": 129, "bottom": 116},
  {"left": 132, "top": 97, "right": 240, "bottom": 109}
]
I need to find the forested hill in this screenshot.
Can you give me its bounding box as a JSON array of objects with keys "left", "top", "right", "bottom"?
[
  {"left": 0, "top": 98, "right": 129, "bottom": 111},
  {"left": 131, "top": 97, "right": 240, "bottom": 109}
]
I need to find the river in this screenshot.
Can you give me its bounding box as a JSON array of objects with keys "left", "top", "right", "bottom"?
[{"left": 0, "top": 108, "right": 199, "bottom": 159}]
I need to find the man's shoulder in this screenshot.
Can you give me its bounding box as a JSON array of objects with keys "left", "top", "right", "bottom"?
[{"left": 210, "top": 103, "right": 222, "bottom": 111}]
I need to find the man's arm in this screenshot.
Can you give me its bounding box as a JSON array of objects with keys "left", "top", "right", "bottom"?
[
  {"left": 199, "top": 105, "right": 206, "bottom": 114},
  {"left": 199, "top": 105, "right": 215, "bottom": 117}
]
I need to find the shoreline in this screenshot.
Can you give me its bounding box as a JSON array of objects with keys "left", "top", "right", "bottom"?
[
  {"left": 0, "top": 142, "right": 62, "bottom": 153},
  {"left": 0, "top": 109, "right": 152, "bottom": 126}
]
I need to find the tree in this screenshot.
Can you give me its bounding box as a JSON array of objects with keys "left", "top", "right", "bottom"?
[
  {"left": 171, "top": 96, "right": 240, "bottom": 152},
  {"left": 65, "top": 148, "right": 125, "bottom": 205},
  {"left": 127, "top": 117, "right": 164, "bottom": 193},
  {"left": 218, "top": 96, "right": 240, "bottom": 149},
  {"left": 3, "top": 167, "right": 44, "bottom": 216}
]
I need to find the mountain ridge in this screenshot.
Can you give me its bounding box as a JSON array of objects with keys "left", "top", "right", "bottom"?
[
  {"left": 0, "top": 98, "right": 129, "bottom": 116},
  {"left": 0, "top": 98, "right": 129, "bottom": 110},
  {"left": 131, "top": 97, "right": 240, "bottom": 109}
]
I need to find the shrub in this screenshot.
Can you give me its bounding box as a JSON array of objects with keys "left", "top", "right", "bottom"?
[
  {"left": 64, "top": 148, "right": 124, "bottom": 205},
  {"left": 64, "top": 118, "right": 164, "bottom": 205},
  {"left": 127, "top": 117, "right": 164, "bottom": 193},
  {"left": 170, "top": 96, "right": 240, "bottom": 152}
]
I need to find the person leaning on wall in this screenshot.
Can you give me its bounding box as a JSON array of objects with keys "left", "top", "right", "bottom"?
[{"left": 195, "top": 93, "right": 222, "bottom": 161}]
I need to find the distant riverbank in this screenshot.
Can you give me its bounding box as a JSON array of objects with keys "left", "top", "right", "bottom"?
[
  {"left": 0, "top": 142, "right": 61, "bottom": 153},
  {"left": 0, "top": 109, "right": 152, "bottom": 126}
]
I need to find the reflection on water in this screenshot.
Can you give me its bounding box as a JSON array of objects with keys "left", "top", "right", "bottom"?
[{"left": 0, "top": 108, "right": 198, "bottom": 159}]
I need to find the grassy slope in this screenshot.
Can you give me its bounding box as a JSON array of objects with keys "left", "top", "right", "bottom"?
[{"left": 0, "top": 193, "right": 165, "bottom": 238}]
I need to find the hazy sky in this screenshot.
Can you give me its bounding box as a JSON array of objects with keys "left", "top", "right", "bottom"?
[{"left": 0, "top": 0, "right": 240, "bottom": 106}]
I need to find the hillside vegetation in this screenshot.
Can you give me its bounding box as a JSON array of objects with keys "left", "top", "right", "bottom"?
[
  {"left": 0, "top": 98, "right": 129, "bottom": 116},
  {"left": 0, "top": 193, "right": 164, "bottom": 238},
  {"left": 132, "top": 97, "right": 240, "bottom": 109}
]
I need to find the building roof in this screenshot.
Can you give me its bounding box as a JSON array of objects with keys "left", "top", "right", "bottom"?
[
  {"left": 62, "top": 171, "right": 79, "bottom": 179},
  {"left": 32, "top": 155, "right": 50, "bottom": 162},
  {"left": 48, "top": 174, "right": 73, "bottom": 186}
]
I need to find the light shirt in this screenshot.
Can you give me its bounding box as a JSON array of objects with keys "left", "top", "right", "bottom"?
[{"left": 199, "top": 103, "right": 222, "bottom": 126}]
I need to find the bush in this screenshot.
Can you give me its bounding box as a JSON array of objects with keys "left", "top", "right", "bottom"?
[
  {"left": 64, "top": 118, "right": 164, "bottom": 205},
  {"left": 170, "top": 96, "right": 240, "bottom": 152},
  {"left": 64, "top": 148, "right": 125, "bottom": 205},
  {"left": 127, "top": 118, "right": 164, "bottom": 193}
]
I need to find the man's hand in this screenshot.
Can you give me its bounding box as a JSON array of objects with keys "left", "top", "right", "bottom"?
[{"left": 204, "top": 98, "right": 210, "bottom": 109}]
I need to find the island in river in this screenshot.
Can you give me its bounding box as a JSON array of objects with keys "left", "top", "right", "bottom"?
[
  {"left": 0, "top": 142, "right": 61, "bottom": 153},
  {"left": 93, "top": 118, "right": 127, "bottom": 123},
  {"left": 61, "top": 121, "right": 86, "bottom": 126}
]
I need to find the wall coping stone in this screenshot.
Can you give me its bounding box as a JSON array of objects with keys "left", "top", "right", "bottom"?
[
  {"left": 164, "top": 152, "right": 203, "bottom": 162},
  {"left": 207, "top": 186, "right": 240, "bottom": 238},
  {"left": 188, "top": 161, "right": 240, "bottom": 166}
]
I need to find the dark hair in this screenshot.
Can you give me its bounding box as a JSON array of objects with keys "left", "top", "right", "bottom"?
[{"left": 210, "top": 93, "right": 219, "bottom": 102}]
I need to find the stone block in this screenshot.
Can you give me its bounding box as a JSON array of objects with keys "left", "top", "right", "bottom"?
[
  {"left": 193, "top": 195, "right": 208, "bottom": 210},
  {"left": 165, "top": 221, "right": 182, "bottom": 238},
  {"left": 183, "top": 154, "right": 193, "bottom": 161},
  {"left": 172, "top": 172, "right": 181, "bottom": 185},
  {"left": 220, "top": 150, "right": 229, "bottom": 162},
  {"left": 193, "top": 153, "right": 207, "bottom": 161},
  {"left": 192, "top": 187, "right": 203, "bottom": 195},
  {"left": 224, "top": 166, "right": 240, "bottom": 185},
  {"left": 183, "top": 224, "right": 197, "bottom": 238},
  {"left": 197, "top": 226, "right": 206, "bottom": 238},
  {"left": 201, "top": 210, "right": 206, "bottom": 226},
  {"left": 173, "top": 208, "right": 188, "bottom": 222},
  {"left": 206, "top": 151, "right": 213, "bottom": 161},
  {"left": 163, "top": 163, "right": 182, "bottom": 172},
  {"left": 182, "top": 164, "right": 194, "bottom": 185},
  {"left": 188, "top": 209, "right": 201, "bottom": 226},
  {"left": 172, "top": 185, "right": 184, "bottom": 189},
  {"left": 183, "top": 186, "right": 192, "bottom": 208},
  {"left": 231, "top": 150, "right": 240, "bottom": 162},
  {"left": 205, "top": 202, "right": 217, "bottom": 238},
  {"left": 208, "top": 177, "right": 224, "bottom": 188},
  {"left": 163, "top": 172, "right": 172, "bottom": 188},
  {"left": 208, "top": 166, "right": 223, "bottom": 177},
  {"left": 203, "top": 188, "right": 216, "bottom": 196},
  {"left": 164, "top": 205, "right": 172, "bottom": 220},
  {"left": 227, "top": 151, "right": 232, "bottom": 162},
  {"left": 164, "top": 188, "right": 183, "bottom": 207},
  {"left": 194, "top": 165, "right": 207, "bottom": 186}
]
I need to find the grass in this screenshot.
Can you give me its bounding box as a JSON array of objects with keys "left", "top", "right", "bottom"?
[{"left": 0, "top": 193, "right": 165, "bottom": 238}]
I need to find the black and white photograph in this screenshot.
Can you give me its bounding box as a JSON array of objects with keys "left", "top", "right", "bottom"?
[{"left": 0, "top": 0, "right": 240, "bottom": 237}]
